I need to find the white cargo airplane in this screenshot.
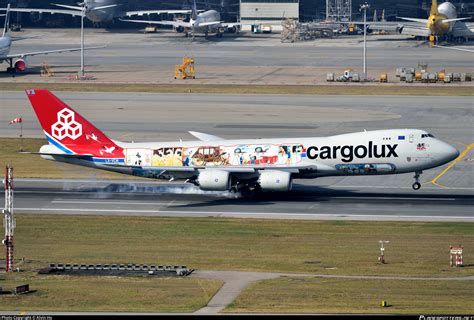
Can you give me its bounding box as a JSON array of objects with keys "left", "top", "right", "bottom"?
[
  {"left": 121, "top": 0, "right": 240, "bottom": 38},
  {"left": 0, "top": 5, "right": 104, "bottom": 73},
  {"left": 1, "top": 0, "right": 196, "bottom": 23},
  {"left": 25, "top": 89, "right": 459, "bottom": 195}
]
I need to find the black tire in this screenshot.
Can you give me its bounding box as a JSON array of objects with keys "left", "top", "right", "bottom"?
[{"left": 412, "top": 182, "right": 421, "bottom": 190}]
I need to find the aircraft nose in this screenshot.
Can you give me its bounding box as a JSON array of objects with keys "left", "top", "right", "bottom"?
[{"left": 440, "top": 142, "right": 460, "bottom": 163}]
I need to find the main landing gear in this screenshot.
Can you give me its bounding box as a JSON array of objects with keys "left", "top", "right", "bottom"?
[
  {"left": 412, "top": 171, "right": 422, "bottom": 190},
  {"left": 6, "top": 59, "right": 15, "bottom": 76}
]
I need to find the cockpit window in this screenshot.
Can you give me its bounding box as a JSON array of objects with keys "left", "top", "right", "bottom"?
[{"left": 421, "top": 133, "right": 435, "bottom": 138}]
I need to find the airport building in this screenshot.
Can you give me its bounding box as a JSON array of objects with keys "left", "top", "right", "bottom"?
[{"left": 239, "top": 0, "right": 299, "bottom": 32}]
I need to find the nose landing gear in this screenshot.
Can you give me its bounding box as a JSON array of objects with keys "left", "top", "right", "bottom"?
[{"left": 412, "top": 171, "right": 422, "bottom": 190}]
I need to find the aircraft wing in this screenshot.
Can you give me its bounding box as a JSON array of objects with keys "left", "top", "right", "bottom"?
[
  {"left": 124, "top": 10, "right": 194, "bottom": 17},
  {"left": 120, "top": 19, "right": 191, "bottom": 28},
  {"left": 343, "top": 20, "right": 429, "bottom": 36},
  {"left": 188, "top": 131, "right": 223, "bottom": 141},
  {"left": 397, "top": 17, "right": 428, "bottom": 24},
  {"left": 20, "top": 152, "right": 94, "bottom": 158},
  {"left": 0, "top": 7, "right": 83, "bottom": 17},
  {"left": 451, "top": 21, "right": 474, "bottom": 38},
  {"left": 6, "top": 45, "right": 105, "bottom": 60},
  {"left": 398, "top": 24, "right": 430, "bottom": 37},
  {"left": 104, "top": 164, "right": 319, "bottom": 177}
]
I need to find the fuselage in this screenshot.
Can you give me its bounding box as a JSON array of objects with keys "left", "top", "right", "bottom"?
[
  {"left": 0, "top": 35, "right": 11, "bottom": 58},
  {"left": 84, "top": 0, "right": 123, "bottom": 22},
  {"left": 27, "top": 89, "right": 460, "bottom": 193},
  {"left": 41, "top": 129, "right": 459, "bottom": 181},
  {"left": 192, "top": 10, "right": 221, "bottom": 33}
]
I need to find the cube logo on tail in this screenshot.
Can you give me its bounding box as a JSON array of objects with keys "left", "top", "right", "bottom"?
[{"left": 51, "top": 108, "right": 82, "bottom": 140}]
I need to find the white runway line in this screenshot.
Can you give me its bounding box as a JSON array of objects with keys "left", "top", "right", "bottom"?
[
  {"left": 51, "top": 200, "right": 189, "bottom": 206},
  {"left": 15, "top": 207, "right": 474, "bottom": 222}
]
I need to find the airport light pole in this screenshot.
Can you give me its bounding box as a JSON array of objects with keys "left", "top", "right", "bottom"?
[
  {"left": 80, "top": 9, "right": 85, "bottom": 77},
  {"left": 360, "top": 2, "right": 370, "bottom": 80}
]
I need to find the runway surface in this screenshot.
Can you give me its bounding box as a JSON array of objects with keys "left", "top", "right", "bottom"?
[
  {"left": 7, "top": 29, "right": 474, "bottom": 69},
  {"left": 7, "top": 179, "right": 474, "bottom": 222}
]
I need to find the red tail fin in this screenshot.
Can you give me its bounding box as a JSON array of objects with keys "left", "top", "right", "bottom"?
[{"left": 26, "top": 89, "right": 123, "bottom": 158}]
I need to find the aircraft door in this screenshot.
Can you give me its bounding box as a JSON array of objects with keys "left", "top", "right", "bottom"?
[{"left": 409, "top": 134, "right": 414, "bottom": 143}]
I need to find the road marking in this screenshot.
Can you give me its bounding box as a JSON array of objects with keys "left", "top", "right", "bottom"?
[
  {"left": 14, "top": 208, "right": 474, "bottom": 222},
  {"left": 431, "top": 143, "right": 474, "bottom": 188}
]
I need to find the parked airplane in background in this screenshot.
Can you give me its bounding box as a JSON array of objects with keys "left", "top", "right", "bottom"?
[
  {"left": 0, "top": 5, "right": 103, "bottom": 73},
  {"left": 354, "top": 0, "right": 473, "bottom": 44},
  {"left": 121, "top": 0, "right": 240, "bottom": 37},
  {"left": 25, "top": 89, "right": 459, "bottom": 195},
  {"left": 2, "top": 0, "right": 195, "bottom": 23}
]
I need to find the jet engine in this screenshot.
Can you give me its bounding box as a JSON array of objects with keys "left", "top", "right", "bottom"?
[
  {"left": 226, "top": 26, "right": 238, "bottom": 34},
  {"left": 176, "top": 26, "right": 185, "bottom": 33},
  {"left": 258, "top": 170, "right": 292, "bottom": 192},
  {"left": 198, "top": 170, "right": 231, "bottom": 191},
  {"left": 14, "top": 59, "right": 27, "bottom": 72}
]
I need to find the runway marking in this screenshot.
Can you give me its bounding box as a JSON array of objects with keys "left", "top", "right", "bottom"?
[
  {"left": 14, "top": 208, "right": 474, "bottom": 222},
  {"left": 51, "top": 200, "right": 189, "bottom": 206},
  {"left": 431, "top": 143, "right": 474, "bottom": 189},
  {"left": 336, "top": 196, "right": 455, "bottom": 201}
]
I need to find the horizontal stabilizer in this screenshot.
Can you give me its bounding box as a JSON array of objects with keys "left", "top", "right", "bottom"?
[
  {"left": 20, "top": 151, "right": 93, "bottom": 158},
  {"left": 441, "top": 17, "right": 472, "bottom": 23},
  {"left": 52, "top": 3, "right": 83, "bottom": 11},
  {"left": 397, "top": 17, "right": 427, "bottom": 23},
  {"left": 93, "top": 4, "right": 120, "bottom": 11}
]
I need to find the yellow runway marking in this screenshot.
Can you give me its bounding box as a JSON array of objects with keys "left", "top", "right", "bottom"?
[{"left": 431, "top": 143, "right": 474, "bottom": 188}]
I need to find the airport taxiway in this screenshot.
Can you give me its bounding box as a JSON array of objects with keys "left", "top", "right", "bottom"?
[{"left": 2, "top": 29, "right": 474, "bottom": 85}]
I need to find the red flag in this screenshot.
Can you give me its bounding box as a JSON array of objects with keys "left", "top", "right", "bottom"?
[{"left": 9, "top": 117, "right": 22, "bottom": 124}]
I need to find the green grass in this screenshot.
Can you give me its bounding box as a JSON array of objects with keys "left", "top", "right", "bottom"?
[
  {"left": 0, "top": 83, "right": 472, "bottom": 96},
  {"left": 0, "top": 272, "right": 222, "bottom": 313},
  {"left": 11, "top": 215, "right": 474, "bottom": 277},
  {"left": 2, "top": 215, "right": 472, "bottom": 313},
  {"left": 0, "top": 137, "right": 134, "bottom": 179},
  {"left": 225, "top": 277, "right": 474, "bottom": 314}
]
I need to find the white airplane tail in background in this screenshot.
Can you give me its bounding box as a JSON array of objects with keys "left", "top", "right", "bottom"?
[{"left": 2, "top": 3, "right": 10, "bottom": 37}]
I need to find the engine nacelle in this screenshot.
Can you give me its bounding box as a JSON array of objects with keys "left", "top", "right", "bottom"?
[
  {"left": 258, "top": 170, "right": 293, "bottom": 192},
  {"left": 176, "top": 26, "right": 185, "bottom": 33},
  {"left": 14, "top": 59, "right": 27, "bottom": 72},
  {"left": 227, "top": 26, "right": 238, "bottom": 34},
  {"left": 198, "top": 170, "right": 231, "bottom": 191}
]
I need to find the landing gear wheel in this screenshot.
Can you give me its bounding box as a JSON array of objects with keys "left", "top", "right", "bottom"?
[{"left": 412, "top": 170, "right": 422, "bottom": 190}]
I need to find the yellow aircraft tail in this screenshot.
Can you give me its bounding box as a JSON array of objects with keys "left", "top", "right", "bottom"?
[{"left": 430, "top": 0, "right": 438, "bottom": 16}]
